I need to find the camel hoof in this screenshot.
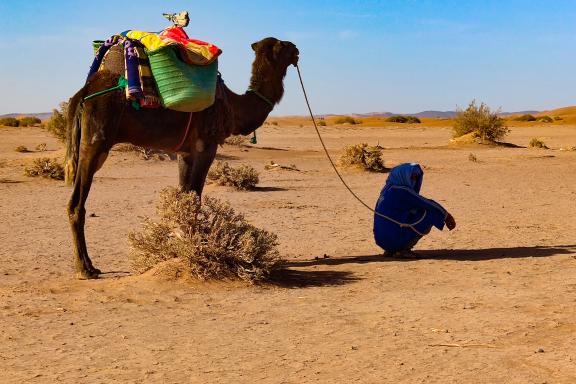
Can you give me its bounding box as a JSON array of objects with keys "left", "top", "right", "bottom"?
[{"left": 76, "top": 269, "right": 100, "bottom": 280}]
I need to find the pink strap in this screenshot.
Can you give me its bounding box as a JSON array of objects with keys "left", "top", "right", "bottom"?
[{"left": 173, "top": 112, "right": 193, "bottom": 152}]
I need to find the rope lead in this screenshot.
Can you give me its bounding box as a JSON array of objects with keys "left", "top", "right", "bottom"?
[{"left": 295, "top": 64, "right": 426, "bottom": 236}]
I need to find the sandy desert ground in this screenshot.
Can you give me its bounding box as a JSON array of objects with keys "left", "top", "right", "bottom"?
[{"left": 1, "top": 121, "right": 576, "bottom": 383}]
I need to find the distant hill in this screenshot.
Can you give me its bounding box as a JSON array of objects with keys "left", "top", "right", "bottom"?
[
  {"left": 0, "top": 112, "right": 52, "bottom": 120},
  {"left": 352, "top": 110, "right": 540, "bottom": 119}
]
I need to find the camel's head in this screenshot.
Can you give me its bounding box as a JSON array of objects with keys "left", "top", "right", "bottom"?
[{"left": 251, "top": 37, "right": 299, "bottom": 68}]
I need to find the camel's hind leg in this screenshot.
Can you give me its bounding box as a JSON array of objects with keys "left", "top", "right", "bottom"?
[{"left": 67, "top": 140, "right": 110, "bottom": 279}]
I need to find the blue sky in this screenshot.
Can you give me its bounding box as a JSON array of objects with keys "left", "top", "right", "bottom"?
[{"left": 1, "top": 0, "right": 575, "bottom": 115}]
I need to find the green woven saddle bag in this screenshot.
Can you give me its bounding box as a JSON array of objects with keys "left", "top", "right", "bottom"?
[{"left": 147, "top": 46, "right": 218, "bottom": 112}]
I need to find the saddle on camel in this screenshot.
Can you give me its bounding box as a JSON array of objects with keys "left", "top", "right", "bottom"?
[{"left": 65, "top": 12, "right": 299, "bottom": 278}]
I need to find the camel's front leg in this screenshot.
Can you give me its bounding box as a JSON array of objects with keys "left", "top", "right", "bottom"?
[
  {"left": 67, "top": 145, "right": 109, "bottom": 279},
  {"left": 178, "top": 141, "right": 218, "bottom": 196}
]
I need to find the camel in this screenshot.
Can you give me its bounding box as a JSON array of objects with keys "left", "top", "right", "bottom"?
[{"left": 65, "top": 37, "right": 299, "bottom": 279}]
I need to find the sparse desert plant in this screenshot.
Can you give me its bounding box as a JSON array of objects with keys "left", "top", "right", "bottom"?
[
  {"left": 529, "top": 138, "right": 548, "bottom": 149},
  {"left": 0, "top": 117, "right": 20, "bottom": 127},
  {"left": 514, "top": 114, "right": 537, "bottom": 122},
  {"left": 453, "top": 100, "right": 509, "bottom": 142},
  {"left": 112, "top": 143, "right": 175, "bottom": 160},
  {"left": 537, "top": 115, "right": 553, "bottom": 123},
  {"left": 14, "top": 145, "right": 30, "bottom": 153},
  {"left": 386, "top": 115, "right": 421, "bottom": 124},
  {"left": 553, "top": 116, "right": 563, "bottom": 121},
  {"left": 128, "top": 187, "right": 281, "bottom": 282},
  {"left": 35, "top": 143, "right": 47, "bottom": 152},
  {"left": 224, "top": 135, "right": 248, "bottom": 146},
  {"left": 271, "top": 121, "right": 278, "bottom": 126},
  {"left": 468, "top": 153, "right": 478, "bottom": 162},
  {"left": 24, "top": 157, "right": 65, "bottom": 180},
  {"left": 316, "top": 119, "right": 327, "bottom": 126},
  {"left": 334, "top": 116, "right": 359, "bottom": 125},
  {"left": 208, "top": 161, "right": 259, "bottom": 190},
  {"left": 339, "top": 143, "right": 386, "bottom": 172},
  {"left": 18, "top": 116, "right": 42, "bottom": 127},
  {"left": 45, "top": 102, "right": 68, "bottom": 142}
]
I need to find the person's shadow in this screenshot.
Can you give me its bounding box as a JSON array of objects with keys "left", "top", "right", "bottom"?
[{"left": 282, "top": 245, "right": 576, "bottom": 268}]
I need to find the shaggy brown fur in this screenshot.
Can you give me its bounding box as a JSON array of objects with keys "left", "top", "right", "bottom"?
[{"left": 65, "top": 37, "right": 298, "bottom": 279}]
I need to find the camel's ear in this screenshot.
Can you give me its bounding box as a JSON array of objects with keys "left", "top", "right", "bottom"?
[{"left": 251, "top": 42, "right": 259, "bottom": 51}]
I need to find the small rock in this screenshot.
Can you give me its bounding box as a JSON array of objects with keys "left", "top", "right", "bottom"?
[{"left": 536, "top": 348, "right": 545, "bottom": 353}]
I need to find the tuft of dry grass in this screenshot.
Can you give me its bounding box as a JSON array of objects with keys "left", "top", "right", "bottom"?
[
  {"left": 529, "top": 138, "right": 548, "bottom": 149},
  {"left": 14, "top": 145, "right": 30, "bottom": 153},
  {"left": 128, "top": 187, "right": 282, "bottom": 283},
  {"left": 224, "top": 135, "right": 248, "bottom": 146},
  {"left": 468, "top": 153, "right": 478, "bottom": 162},
  {"left": 339, "top": 143, "right": 386, "bottom": 172},
  {"left": 208, "top": 161, "right": 259, "bottom": 190},
  {"left": 112, "top": 143, "right": 175, "bottom": 160},
  {"left": 35, "top": 143, "right": 47, "bottom": 152},
  {"left": 24, "top": 157, "right": 65, "bottom": 180}
]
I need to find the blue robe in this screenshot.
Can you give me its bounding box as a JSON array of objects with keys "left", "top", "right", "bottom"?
[{"left": 373, "top": 163, "right": 448, "bottom": 252}]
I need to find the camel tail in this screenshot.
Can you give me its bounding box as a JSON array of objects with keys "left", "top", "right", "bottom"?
[{"left": 65, "top": 91, "right": 84, "bottom": 185}]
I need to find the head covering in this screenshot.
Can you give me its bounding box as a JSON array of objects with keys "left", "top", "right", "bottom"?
[{"left": 384, "top": 163, "right": 423, "bottom": 193}]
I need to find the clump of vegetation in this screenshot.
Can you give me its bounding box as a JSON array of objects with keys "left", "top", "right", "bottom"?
[
  {"left": 14, "top": 145, "right": 30, "bottom": 153},
  {"left": 45, "top": 102, "right": 68, "bottom": 143},
  {"left": 339, "top": 143, "right": 386, "bottom": 172},
  {"left": 537, "top": 115, "right": 553, "bottom": 123},
  {"left": 514, "top": 114, "right": 537, "bottom": 122},
  {"left": 529, "top": 138, "right": 548, "bottom": 149},
  {"left": 224, "top": 135, "right": 248, "bottom": 146},
  {"left": 271, "top": 121, "right": 279, "bottom": 126},
  {"left": 24, "top": 157, "right": 65, "bottom": 180},
  {"left": 553, "top": 116, "right": 563, "bottom": 121},
  {"left": 468, "top": 153, "right": 478, "bottom": 162},
  {"left": 316, "top": 118, "right": 327, "bottom": 126},
  {"left": 0, "top": 117, "right": 20, "bottom": 127},
  {"left": 18, "top": 116, "right": 41, "bottom": 127},
  {"left": 334, "top": 116, "right": 360, "bottom": 125},
  {"left": 453, "top": 100, "right": 509, "bottom": 142},
  {"left": 113, "top": 143, "right": 175, "bottom": 160},
  {"left": 208, "top": 161, "right": 259, "bottom": 190},
  {"left": 128, "top": 187, "right": 281, "bottom": 283},
  {"left": 35, "top": 143, "right": 47, "bottom": 152},
  {"left": 386, "top": 115, "right": 421, "bottom": 124}
]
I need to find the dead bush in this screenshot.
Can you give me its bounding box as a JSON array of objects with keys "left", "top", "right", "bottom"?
[
  {"left": 208, "top": 161, "right": 259, "bottom": 190},
  {"left": 529, "top": 138, "right": 548, "bottom": 149},
  {"left": 339, "top": 143, "right": 386, "bottom": 172},
  {"left": 453, "top": 100, "right": 509, "bottom": 142},
  {"left": 128, "top": 187, "right": 282, "bottom": 283},
  {"left": 35, "top": 143, "right": 47, "bottom": 152},
  {"left": 112, "top": 143, "right": 175, "bottom": 160},
  {"left": 334, "top": 116, "right": 360, "bottom": 125},
  {"left": 45, "top": 102, "right": 68, "bottom": 143},
  {"left": 224, "top": 135, "right": 248, "bottom": 146},
  {"left": 15, "top": 145, "right": 30, "bottom": 153},
  {"left": 468, "top": 153, "right": 478, "bottom": 162},
  {"left": 24, "top": 157, "right": 64, "bottom": 180}
]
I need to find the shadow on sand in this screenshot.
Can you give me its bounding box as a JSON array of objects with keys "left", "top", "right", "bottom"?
[
  {"left": 269, "top": 268, "right": 360, "bottom": 288},
  {"left": 284, "top": 245, "right": 576, "bottom": 268}
]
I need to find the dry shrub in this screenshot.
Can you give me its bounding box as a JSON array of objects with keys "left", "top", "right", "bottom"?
[
  {"left": 334, "top": 116, "right": 360, "bottom": 125},
  {"left": 35, "top": 143, "right": 47, "bottom": 152},
  {"left": 224, "top": 135, "right": 248, "bottom": 146},
  {"left": 45, "top": 102, "right": 68, "bottom": 143},
  {"left": 453, "top": 100, "right": 509, "bottom": 142},
  {"left": 24, "top": 157, "right": 64, "bottom": 180},
  {"left": 537, "top": 115, "right": 553, "bottom": 123},
  {"left": 514, "top": 114, "right": 537, "bottom": 122},
  {"left": 128, "top": 187, "right": 282, "bottom": 283},
  {"left": 529, "top": 138, "right": 548, "bottom": 149},
  {"left": 113, "top": 143, "right": 175, "bottom": 160},
  {"left": 386, "top": 115, "right": 421, "bottom": 124},
  {"left": 468, "top": 153, "right": 478, "bottom": 162},
  {"left": 208, "top": 161, "right": 259, "bottom": 190},
  {"left": 15, "top": 145, "right": 30, "bottom": 153},
  {"left": 339, "top": 143, "right": 386, "bottom": 172}
]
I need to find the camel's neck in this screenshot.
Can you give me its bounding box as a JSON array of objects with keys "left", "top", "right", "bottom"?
[{"left": 228, "top": 61, "right": 288, "bottom": 135}]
